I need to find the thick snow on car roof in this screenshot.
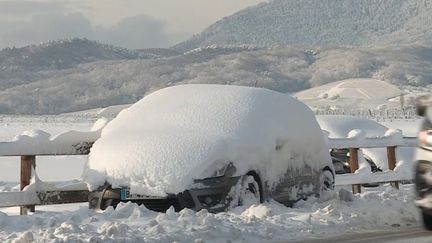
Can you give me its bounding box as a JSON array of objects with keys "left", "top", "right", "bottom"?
[
  {"left": 83, "top": 84, "right": 330, "bottom": 196},
  {"left": 316, "top": 115, "right": 388, "bottom": 138}
]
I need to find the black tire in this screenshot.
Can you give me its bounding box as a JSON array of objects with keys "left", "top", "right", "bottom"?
[
  {"left": 238, "top": 175, "right": 262, "bottom": 207},
  {"left": 319, "top": 169, "right": 335, "bottom": 198},
  {"left": 362, "top": 183, "right": 380, "bottom": 188},
  {"left": 422, "top": 211, "right": 432, "bottom": 231},
  {"left": 99, "top": 199, "right": 120, "bottom": 210},
  {"left": 95, "top": 184, "right": 120, "bottom": 210}
]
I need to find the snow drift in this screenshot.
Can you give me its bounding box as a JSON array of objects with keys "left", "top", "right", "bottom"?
[
  {"left": 83, "top": 84, "right": 331, "bottom": 196},
  {"left": 0, "top": 186, "right": 420, "bottom": 242}
]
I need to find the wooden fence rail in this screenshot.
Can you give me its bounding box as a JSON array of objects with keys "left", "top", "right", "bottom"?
[
  {"left": 331, "top": 136, "right": 417, "bottom": 193},
  {"left": 0, "top": 134, "right": 95, "bottom": 215}
]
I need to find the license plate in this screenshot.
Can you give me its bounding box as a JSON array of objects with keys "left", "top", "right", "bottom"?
[{"left": 120, "top": 188, "right": 162, "bottom": 200}]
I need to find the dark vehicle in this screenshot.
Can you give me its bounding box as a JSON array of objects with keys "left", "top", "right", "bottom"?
[
  {"left": 414, "top": 95, "right": 432, "bottom": 230},
  {"left": 331, "top": 149, "right": 382, "bottom": 187},
  {"left": 317, "top": 115, "right": 386, "bottom": 178},
  {"left": 331, "top": 149, "right": 382, "bottom": 174},
  {"left": 331, "top": 155, "right": 351, "bottom": 175}
]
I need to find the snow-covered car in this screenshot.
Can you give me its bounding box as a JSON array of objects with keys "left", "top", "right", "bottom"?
[
  {"left": 83, "top": 84, "right": 334, "bottom": 212},
  {"left": 414, "top": 96, "right": 432, "bottom": 230}
]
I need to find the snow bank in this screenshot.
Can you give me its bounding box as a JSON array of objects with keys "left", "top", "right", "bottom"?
[
  {"left": 83, "top": 84, "right": 331, "bottom": 196},
  {"left": 0, "top": 186, "right": 419, "bottom": 242}
]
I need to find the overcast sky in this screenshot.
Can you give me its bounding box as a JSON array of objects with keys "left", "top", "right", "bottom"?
[{"left": 0, "top": 0, "right": 266, "bottom": 49}]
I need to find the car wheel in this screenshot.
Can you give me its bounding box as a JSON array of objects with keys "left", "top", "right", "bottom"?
[
  {"left": 319, "top": 169, "right": 335, "bottom": 199},
  {"left": 98, "top": 198, "right": 120, "bottom": 210},
  {"left": 94, "top": 184, "right": 119, "bottom": 210},
  {"left": 238, "top": 175, "right": 261, "bottom": 207},
  {"left": 422, "top": 210, "right": 432, "bottom": 231}
]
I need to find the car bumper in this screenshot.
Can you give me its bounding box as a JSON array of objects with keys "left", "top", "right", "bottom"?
[
  {"left": 88, "top": 176, "right": 241, "bottom": 213},
  {"left": 415, "top": 159, "right": 432, "bottom": 212}
]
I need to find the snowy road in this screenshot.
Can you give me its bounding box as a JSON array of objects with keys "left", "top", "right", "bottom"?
[{"left": 293, "top": 227, "right": 431, "bottom": 243}]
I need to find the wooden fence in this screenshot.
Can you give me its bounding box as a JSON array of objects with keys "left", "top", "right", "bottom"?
[
  {"left": 0, "top": 130, "right": 418, "bottom": 215},
  {"left": 0, "top": 130, "right": 97, "bottom": 215},
  {"left": 330, "top": 135, "right": 417, "bottom": 193}
]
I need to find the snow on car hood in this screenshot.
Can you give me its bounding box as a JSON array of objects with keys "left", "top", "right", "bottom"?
[{"left": 83, "top": 84, "right": 331, "bottom": 196}]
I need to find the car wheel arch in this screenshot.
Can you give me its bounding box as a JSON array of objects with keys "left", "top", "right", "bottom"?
[
  {"left": 245, "top": 170, "right": 264, "bottom": 203},
  {"left": 322, "top": 166, "right": 335, "bottom": 179},
  {"left": 319, "top": 166, "right": 336, "bottom": 196}
]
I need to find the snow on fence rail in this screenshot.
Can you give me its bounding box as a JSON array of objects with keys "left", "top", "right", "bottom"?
[
  {"left": 0, "top": 130, "right": 99, "bottom": 156},
  {"left": 328, "top": 135, "right": 417, "bottom": 149},
  {"left": 0, "top": 127, "right": 418, "bottom": 215}
]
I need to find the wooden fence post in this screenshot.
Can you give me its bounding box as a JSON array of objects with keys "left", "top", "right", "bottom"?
[
  {"left": 20, "top": 155, "right": 36, "bottom": 215},
  {"left": 387, "top": 146, "right": 399, "bottom": 189},
  {"left": 349, "top": 148, "right": 361, "bottom": 194}
]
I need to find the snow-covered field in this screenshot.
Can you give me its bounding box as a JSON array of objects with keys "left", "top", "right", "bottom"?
[{"left": 0, "top": 116, "right": 422, "bottom": 242}]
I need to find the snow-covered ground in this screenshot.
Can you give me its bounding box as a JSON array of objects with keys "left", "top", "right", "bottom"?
[
  {"left": 0, "top": 115, "right": 422, "bottom": 242},
  {"left": 0, "top": 186, "right": 419, "bottom": 243}
]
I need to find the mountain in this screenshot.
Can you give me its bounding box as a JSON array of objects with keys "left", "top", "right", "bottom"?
[
  {"left": 173, "top": 0, "right": 432, "bottom": 51},
  {"left": 3, "top": 0, "right": 432, "bottom": 115},
  {"left": 0, "top": 38, "right": 180, "bottom": 90},
  {"left": 0, "top": 45, "right": 431, "bottom": 115}
]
